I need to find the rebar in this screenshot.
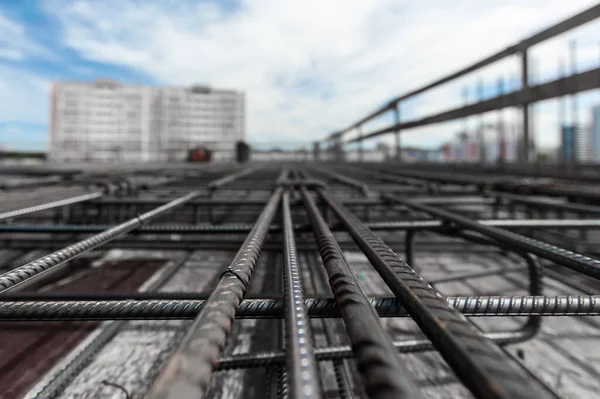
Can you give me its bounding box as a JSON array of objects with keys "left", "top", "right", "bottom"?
[
  {"left": 208, "top": 166, "right": 261, "bottom": 191},
  {"left": 317, "top": 187, "right": 552, "bottom": 399},
  {"left": 300, "top": 185, "right": 422, "bottom": 399},
  {"left": 281, "top": 191, "right": 321, "bottom": 399},
  {"left": 308, "top": 166, "right": 368, "bottom": 197},
  {"left": 6, "top": 162, "right": 600, "bottom": 399},
  {"left": 215, "top": 328, "right": 549, "bottom": 371},
  {"left": 3, "top": 218, "right": 597, "bottom": 234},
  {"left": 146, "top": 170, "right": 286, "bottom": 399},
  {"left": 0, "top": 191, "right": 200, "bottom": 293},
  {"left": 1, "top": 294, "right": 596, "bottom": 321},
  {"left": 31, "top": 254, "right": 192, "bottom": 399},
  {"left": 0, "top": 191, "right": 104, "bottom": 222},
  {"left": 385, "top": 193, "right": 600, "bottom": 280}
]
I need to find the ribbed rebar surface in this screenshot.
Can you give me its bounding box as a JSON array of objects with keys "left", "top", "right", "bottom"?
[
  {"left": 215, "top": 330, "right": 535, "bottom": 371},
  {"left": 319, "top": 188, "right": 553, "bottom": 399},
  {"left": 0, "top": 191, "right": 200, "bottom": 293},
  {"left": 301, "top": 185, "right": 422, "bottom": 399},
  {"left": 0, "top": 191, "right": 103, "bottom": 222},
  {"left": 146, "top": 180, "right": 285, "bottom": 399},
  {"left": 2, "top": 295, "right": 596, "bottom": 320},
  {"left": 387, "top": 193, "right": 600, "bottom": 280},
  {"left": 281, "top": 192, "right": 321, "bottom": 399},
  {"left": 7, "top": 163, "right": 600, "bottom": 399},
  {"left": 32, "top": 254, "right": 192, "bottom": 399}
]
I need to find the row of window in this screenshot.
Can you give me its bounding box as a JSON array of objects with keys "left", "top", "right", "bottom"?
[
  {"left": 57, "top": 131, "right": 241, "bottom": 139},
  {"left": 61, "top": 91, "right": 238, "bottom": 102},
  {"left": 58, "top": 123, "right": 240, "bottom": 131},
  {"left": 165, "top": 106, "right": 236, "bottom": 112},
  {"left": 60, "top": 107, "right": 239, "bottom": 117}
]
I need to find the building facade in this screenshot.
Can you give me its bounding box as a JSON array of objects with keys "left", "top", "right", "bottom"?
[
  {"left": 560, "top": 124, "right": 595, "bottom": 164},
  {"left": 49, "top": 80, "right": 245, "bottom": 162},
  {"left": 561, "top": 125, "right": 576, "bottom": 163},
  {"left": 576, "top": 126, "right": 593, "bottom": 163},
  {"left": 593, "top": 105, "right": 600, "bottom": 161}
]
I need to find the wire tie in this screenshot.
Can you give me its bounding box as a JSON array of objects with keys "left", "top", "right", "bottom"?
[
  {"left": 101, "top": 380, "right": 131, "bottom": 399},
  {"left": 135, "top": 213, "right": 145, "bottom": 226},
  {"left": 219, "top": 268, "right": 247, "bottom": 287}
]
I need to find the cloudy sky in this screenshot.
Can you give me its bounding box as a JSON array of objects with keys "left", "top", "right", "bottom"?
[{"left": 0, "top": 0, "right": 599, "bottom": 152}]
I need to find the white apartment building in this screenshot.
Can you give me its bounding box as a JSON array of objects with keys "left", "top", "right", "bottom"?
[{"left": 49, "top": 80, "right": 245, "bottom": 162}]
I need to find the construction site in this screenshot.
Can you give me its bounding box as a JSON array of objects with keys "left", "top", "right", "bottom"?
[
  {"left": 1, "top": 3, "right": 600, "bottom": 399},
  {"left": 0, "top": 161, "right": 599, "bottom": 399}
]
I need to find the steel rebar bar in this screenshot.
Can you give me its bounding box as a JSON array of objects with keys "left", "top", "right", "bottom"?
[
  {"left": 385, "top": 193, "right": 600, "bottom": 280},
  {"left": 31, "top": 254, "right": 192, "bottom": 399},
  {"left": 4, "top": 218, "right": 597, "bottom": 235},
  {"left": 0, "top": 191, "right": 201, "bottom": 293},
  {"left": 316, "top": 186, "right": 552, "bottom": 399},
  {"left": 214, "top": 327, "right": 553, "bottom": 371},
  {"left": 146, "top": 171, "right": 286, "bottom": 399},
  {"left": 300, "top": 185, "right": 422, "bottom": 399},
  {"left": 281, "top": 191, "right": 321, "bottom": 399},
  {"left": 0, "top": 191, "right": 104, "bottom": 222},
  {"left": 0, "top": 295, "right": 597, "bottom": 321}
]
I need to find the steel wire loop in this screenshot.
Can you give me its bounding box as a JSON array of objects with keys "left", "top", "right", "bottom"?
[{"left": 385, "top": 194, "right": 600, "bottom": 280}]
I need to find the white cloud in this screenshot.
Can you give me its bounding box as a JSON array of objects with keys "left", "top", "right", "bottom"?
[
  {"left": 0, "top": 48, "right": 23, "bottom": 61},
  {"left": 0, "top": 10, "right": 49, "bottom": 61},
  {"left": 19, "top": 0, "right": 600, "bottom": 150},
  {"left": 0, "top": 65, "right": 49, "bottom": 123}
]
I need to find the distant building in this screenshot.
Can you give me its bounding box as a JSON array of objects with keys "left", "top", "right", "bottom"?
[
  {"left": 561, "top": 125, "right": 577, "bottom": 163},
  {"left": 441, "top": 143, "right": 452, "bottom": 161},
  {"left": 457, "top": 132, "right": 468, "bottom": 161},
  {"left": 49, "top": 79, "right": 245, "bottom": 162},
  {"left": 441, "top": 129, "right": 520, "bottom": 163},
  {"left": 593, "top": 105, "right": 600, "bottom": 161},
  {"left": 376, "top": 142, "right": 391, "bottom": 160},
  {"left": 313, "top": 142, "right": 321, "bottom": 161},
  {"left": 576, "top": 126, "right": 593, "bottom": 163},
  {"left": 560, "top": 124, "right": 594, "bottom": 163}
]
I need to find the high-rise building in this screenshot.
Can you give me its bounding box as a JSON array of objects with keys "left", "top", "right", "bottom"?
[
  {"left": 576, "top": 126, "right": 593, "bottom": 163},
  {"left": 561, "top": 125, "right": 576, "bottom": 163},
  {"left": 49, "top": 80, "right": 245, "bottom": 162},
  {"left": 559, "top": 124, "right": 594, "bottom": 163},
  {"left": 593, "top": 105, "right": 600, "bottom": 161}
]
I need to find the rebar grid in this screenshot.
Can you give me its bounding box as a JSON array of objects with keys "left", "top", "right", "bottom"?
[{"left": 3, "top": 164, "right": 600, "bottom": 399}]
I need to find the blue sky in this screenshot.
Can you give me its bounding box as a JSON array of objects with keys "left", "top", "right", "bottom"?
[{"left": 1, "top": 0, "right": 599, "bottom": 152}]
